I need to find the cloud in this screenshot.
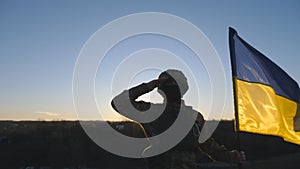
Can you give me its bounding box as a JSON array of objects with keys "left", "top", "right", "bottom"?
[{"left": 35, "top": 111, "right": 60, "bottom": 116}]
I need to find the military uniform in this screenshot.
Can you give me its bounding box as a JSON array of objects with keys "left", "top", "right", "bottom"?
[{"left": 112, "top": 82, "right": 237, "bottom": 169}]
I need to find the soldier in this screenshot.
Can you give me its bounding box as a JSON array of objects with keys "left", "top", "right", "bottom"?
[{"left": 111, "top": 69, "right": 246, "bottom": 169}]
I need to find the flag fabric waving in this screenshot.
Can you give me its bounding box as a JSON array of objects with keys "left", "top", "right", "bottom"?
[{"left": 229, "top": 27, "right": 300, "bottom": 145}]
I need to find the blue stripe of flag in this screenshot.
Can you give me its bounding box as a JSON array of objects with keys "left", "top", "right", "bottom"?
[{"left": 230, "top": 28, "right": 300, "bottom": 103}]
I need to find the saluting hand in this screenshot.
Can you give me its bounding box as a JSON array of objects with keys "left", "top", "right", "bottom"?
[
  {"left": 146, "top": 76, "right": 170, "bottom": 91},
  {"left": 146, "top": 79, "right": 160, "bottom": 91}
]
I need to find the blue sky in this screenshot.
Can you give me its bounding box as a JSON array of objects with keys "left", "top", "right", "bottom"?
[{"left": 0, "top": 0, "right": 299, "bottom": 120}]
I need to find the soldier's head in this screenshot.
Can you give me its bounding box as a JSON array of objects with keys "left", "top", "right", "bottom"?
[{"left": 157, "top": 69, "right": 189, "bottom": 103}]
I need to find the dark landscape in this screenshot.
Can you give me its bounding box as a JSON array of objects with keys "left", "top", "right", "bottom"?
[{"left": 0, "top": 120, "right": 299, "bottom": 169}]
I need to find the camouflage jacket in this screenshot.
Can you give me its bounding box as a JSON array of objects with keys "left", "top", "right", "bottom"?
[{"left": 111, "top": 83, "right": 236, "bottom": 163}]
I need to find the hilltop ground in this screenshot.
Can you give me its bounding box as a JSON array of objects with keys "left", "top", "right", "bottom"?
[{"left": 0, "top": 120, "right": 299, "bottom": 169}]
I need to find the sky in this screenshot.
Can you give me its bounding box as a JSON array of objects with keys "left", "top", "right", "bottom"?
[{"left": 0, "top": 0, "right": 299, "bottom": 121}]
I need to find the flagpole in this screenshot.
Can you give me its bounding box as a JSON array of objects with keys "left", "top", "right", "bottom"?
[{"left": 228, "top": 27, "right": 242, "bottom": 169}]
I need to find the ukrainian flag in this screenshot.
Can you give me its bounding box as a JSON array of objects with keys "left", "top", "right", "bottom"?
[{"left": 229, "top": 28, "right": 300, "bottom": 145}]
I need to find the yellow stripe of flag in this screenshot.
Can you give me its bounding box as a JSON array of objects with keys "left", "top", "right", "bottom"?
[
  {"left": 229, "top": 27, "right": 300, "bottom": 145},
  {"left": 236, "top": 78, "right": 300, "bottom": 144}
]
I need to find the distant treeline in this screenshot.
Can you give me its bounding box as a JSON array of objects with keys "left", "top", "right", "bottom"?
[{"left": 0, "top": 120, "right": 299, "bottom": 168}]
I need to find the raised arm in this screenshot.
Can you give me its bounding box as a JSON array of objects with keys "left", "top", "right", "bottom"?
[{"left": 111, "top": 79, "right": 161, "bottom": 119}]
